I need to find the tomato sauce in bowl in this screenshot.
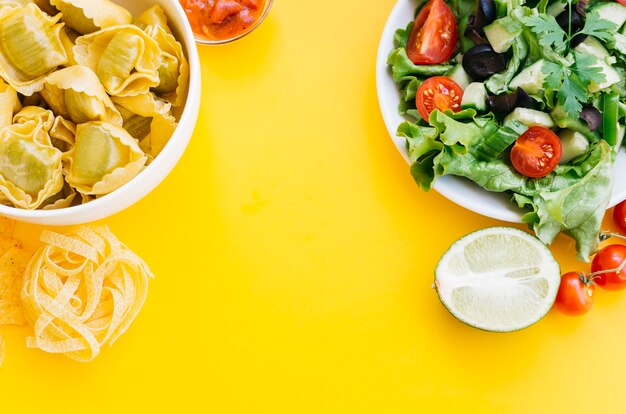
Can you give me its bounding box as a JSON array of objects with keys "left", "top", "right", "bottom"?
[{"left": 179, "top": 0, "right": 271, "bottom": 43}]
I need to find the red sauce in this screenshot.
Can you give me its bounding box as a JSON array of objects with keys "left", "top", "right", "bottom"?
[{"left": 180, "top": 0, "right": 267, "bottom": 41}]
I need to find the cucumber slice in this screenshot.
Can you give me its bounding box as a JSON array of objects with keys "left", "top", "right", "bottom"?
[
  {"left": 446, "top": 64, "right": 471, "bottom": 89},
  {"left": 509, "top": 60, "right": 546, "bottom": 95},
  {"left": 574, "top": 38, "right": 621, "bottom": 93},
  {"left": 558, "top": 129, "right": 590, "bottom": 164},
  {"left": 484, "top": 16, "right": 522, "bottom": 53},
  {"left": 461, "top": 82, "right": 487, "bottom": 111},
  {"left": 504, "top": 108, "right": 555, "bottom": 128},
  {"left": 591, "top": 2, "right": 626, "bottom": 31}
]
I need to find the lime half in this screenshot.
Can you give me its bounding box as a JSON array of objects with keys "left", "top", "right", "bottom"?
[{"left": 434, "top": 227, "right": 560, "bottom": 332}]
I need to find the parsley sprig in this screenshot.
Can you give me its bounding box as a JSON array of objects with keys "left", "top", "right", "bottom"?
[
  {"left": 543, "top": 54, "right": 605, "bottom": 117},
  {"left": 522, "top": 1, "right": 616, "bottom": 117}
]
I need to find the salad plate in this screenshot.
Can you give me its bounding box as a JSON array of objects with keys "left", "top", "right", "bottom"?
[{"left": 376, "top": 0, "right": 626, "bottom": 223}]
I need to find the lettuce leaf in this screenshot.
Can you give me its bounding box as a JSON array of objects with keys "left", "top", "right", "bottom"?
[
  {"left": 400, "top": 110, "right": 613, "bottom": 261},
  {"left": 516, "top": 141, "right": 614, "bottom": 262}
]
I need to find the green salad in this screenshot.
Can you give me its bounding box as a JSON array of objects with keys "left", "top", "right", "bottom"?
[{"left": 388, "top": 0, "right": 626, "bottom": 261}]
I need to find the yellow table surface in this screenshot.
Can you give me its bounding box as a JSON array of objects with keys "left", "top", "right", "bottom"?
[{"left": 2, "top": 1, "right": 625, "bottom": 412}]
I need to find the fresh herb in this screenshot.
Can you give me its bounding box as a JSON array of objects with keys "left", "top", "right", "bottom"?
[
  {"left": 524, "top": 10, "right": 615, "bottom": 54},
  {"left": 542, "top": 52, "right": 605, "bottom": 118},
  {"left": 578, "top": 11, "right": 616, "bottom": 43},
  {"left": 525, "top": 0, "right": 614, "bottom": 118},
  {"left": 523, "top": 14, "right": 567, "bottom": 53},
  {"left": 572, "top": 52, "right": 606, "bottom": 86}
]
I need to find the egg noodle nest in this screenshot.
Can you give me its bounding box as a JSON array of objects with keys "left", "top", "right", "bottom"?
[{"left": 0, "top": 223, "right": 153, "bottom": 365}]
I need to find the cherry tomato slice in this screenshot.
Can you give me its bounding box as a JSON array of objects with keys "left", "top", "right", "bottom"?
[
  {"left": 510, "top": 126, "right": 562, "bottom": 178},
  {"left": 554, "top": 272, "right": 595, "bottom": 316},
  {"left": 613, "top": 200, "right": 626, "bottom": 234},
  {"left": 618, "top": 0, "right": 626, "bottom": 6},
  {"left": 406, "top": 0, "right": 458, "bottom": 65},
  {"left": 591, "top": 244, "right": 626, "bottom": 290},
  {"left": 415, "top": 76, "right": 463, "bottom": 121}
]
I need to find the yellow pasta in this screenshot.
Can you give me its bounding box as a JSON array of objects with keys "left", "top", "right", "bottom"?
[
  {"left": 0, "top": 2, "right": 188, "bottom": 210},
  {"left": 22, "top": 224, "right": 153, "bottom": 362}
]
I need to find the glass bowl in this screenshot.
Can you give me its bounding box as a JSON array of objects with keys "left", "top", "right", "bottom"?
[{"left": 187, "top": 0, "right": 273, "bottom": 45}]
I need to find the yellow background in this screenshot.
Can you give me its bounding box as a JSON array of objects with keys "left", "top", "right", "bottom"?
[{"left": 1, "top": 1, "right": 625, "bottom": 412}]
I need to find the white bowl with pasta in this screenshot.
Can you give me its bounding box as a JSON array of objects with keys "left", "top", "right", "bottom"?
[{"left": 0, "top": 0, "right": 200, "bottom": 225}]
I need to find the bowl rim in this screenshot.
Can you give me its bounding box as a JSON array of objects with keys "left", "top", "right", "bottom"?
[
  {"left": 0, "top": 0, "right": 201, "bottom": 223},
  {"left": 192, "top": 0, "right": 274, "bottom": 45}
]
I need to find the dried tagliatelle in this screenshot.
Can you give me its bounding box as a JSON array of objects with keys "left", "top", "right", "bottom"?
[{"left": 22, "top": 225, "right": 154, "bottom": 362}]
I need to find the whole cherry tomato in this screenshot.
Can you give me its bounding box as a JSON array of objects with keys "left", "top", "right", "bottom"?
[
  {"left": 554, "top": 271, "right": 595, "bottom": 316},
  {"left": 613, "top": 200, "right": 626, "bottom": 234},
  {"left": 591, "top": 244, "right": 626, "bottom": 290}
]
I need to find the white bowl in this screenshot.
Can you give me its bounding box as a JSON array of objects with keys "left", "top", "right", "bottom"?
[
  {"left": 376, "top": 0, "right": 626, "bottom": 223},
  {"left": 0, "top": 0, "right": 201, "bottom": 225}
]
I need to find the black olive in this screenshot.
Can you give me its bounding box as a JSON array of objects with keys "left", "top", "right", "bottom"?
[
  {"left": 515, "top": 88, "right": 534, "bottom": 109},
  {"left": 488, "top": 93, "right": 518, "bottom": 113},
  {"left": 464, "top": 15, "right": 487, "bottom": 44},
  {"left": 462, "top": 44, "right": 507, "bottom": 80},
  {"left": 556, "top": 10, "right": 585, "bottom": 33},
  {"left": 570, "top": 33, "right": 588, "bottom": 48},
  {"left": 475, "top": 0, "right": 496, "bottom": 30},
  {"left": 487, "top": 88, "right": 533, "bottom": 113},
  {"left": 580, "top": 105, "right": 602, "bottom": 131}
]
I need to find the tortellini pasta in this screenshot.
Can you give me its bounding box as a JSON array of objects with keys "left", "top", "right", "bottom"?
[
  {"left": 0, "top": 2, "right": 189, "bottom": 210},
  {"left": 0, "top": 121, "right": 63, "bottom": 209},
  {"left": 74, "top": 25, "right": 161, "bottom": 97},
  {"left": 40, "top": 65, "right": 122, "bottom": 125},
  {"left": 64, "top": 122, "right": 147, "bottom": 195},
  {"left": 50, "top": 0, "right": 131, "bottom": 34},
  {"left": 0, "top": 4, "right": 67, "bottom": 95}
]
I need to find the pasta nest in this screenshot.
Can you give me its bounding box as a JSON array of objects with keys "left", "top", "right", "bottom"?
[{"left": 21, "top": 224, "right": 153, "bottom": 362}]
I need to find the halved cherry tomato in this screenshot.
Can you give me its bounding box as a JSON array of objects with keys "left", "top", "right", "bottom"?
[
  {"left": 406, "top": 0, "right": 458, "bottom": 65},
  {"left": 591, "top": 244, "right": 626, "bottom": 291},
  {"left": 554, "top": 271, "right": 595, "bottom": 316},
  {"left": 416, "top": 76, "right": 463, "bottom": 121},
  {"left": 510, "top": 126, "right": 562, "bottom": 178},
  {"left": 613, "top": 200, "right": 626, "bottom": 234},
  {"left": 618, "top": 0, "right": 626, "bottom": 7}
]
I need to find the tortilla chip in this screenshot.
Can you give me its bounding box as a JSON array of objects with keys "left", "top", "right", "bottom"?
[
  {"left": 0, "top": 334, "right": 4, "bottom": 368},
  {"left": 0, "top": 216, "right": 14, "bottom": 238},
  {"left": 0, "top": 238, "right": 31, "bottom": 325}
]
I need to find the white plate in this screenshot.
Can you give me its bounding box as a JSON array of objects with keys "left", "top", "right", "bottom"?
[{"left": 376, "top": 0, "right": 626, "bottom": 223}]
